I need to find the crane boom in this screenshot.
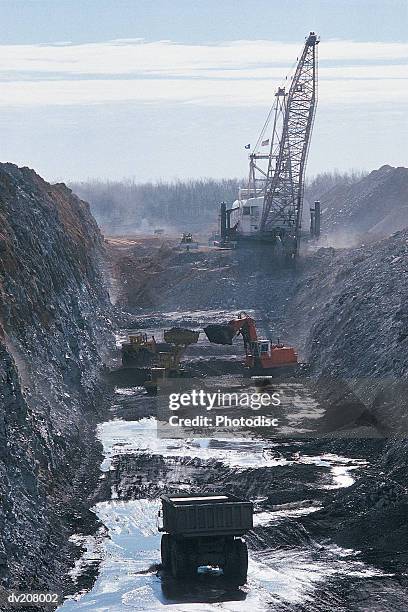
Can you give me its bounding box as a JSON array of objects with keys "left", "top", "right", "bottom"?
[
  {"left": 259, "top": 32, "right": 319, "bottom": 255},
  {"left": 220, "top": 32, "right": 319, "bottom": 257}
]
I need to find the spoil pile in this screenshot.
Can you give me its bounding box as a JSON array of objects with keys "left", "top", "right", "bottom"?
[
  {"left": 319, "top": 165, "right": 408, "bottom": 241},
  {"left": 0, "top": 163, "right": 111, "bottom": 593}
]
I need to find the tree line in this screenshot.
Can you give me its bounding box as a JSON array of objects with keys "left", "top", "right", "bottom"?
[{"left": 70, "top": 171, "right": 365, "bottom": 236}]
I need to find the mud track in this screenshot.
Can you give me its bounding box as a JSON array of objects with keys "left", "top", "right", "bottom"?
[
  {"left": 59, "top": 304, "right": 406, "bottom": 611},
  {"left": 59, "top": 240, "right": 408, "bottom": 611}
]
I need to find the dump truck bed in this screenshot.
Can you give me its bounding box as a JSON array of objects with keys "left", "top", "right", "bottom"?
[
  {"left": 163, "top": 327, "right": 200, "bottom": 346},
  {"left": 160, "top": 493, "right": 253, "bottom": 537}
]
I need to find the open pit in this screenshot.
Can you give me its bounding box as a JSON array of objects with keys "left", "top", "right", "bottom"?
[{"left": 57, "top": 235, "right": 408, "bottom": 611}]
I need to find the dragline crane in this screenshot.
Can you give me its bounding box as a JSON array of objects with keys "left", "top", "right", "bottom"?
[{"left": 221, "top": 32, "right": 319, "bottom": 258}]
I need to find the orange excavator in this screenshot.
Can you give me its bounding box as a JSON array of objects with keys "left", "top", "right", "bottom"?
[{"left": 204, "top": 312, "right": 298, "bottom": 372}]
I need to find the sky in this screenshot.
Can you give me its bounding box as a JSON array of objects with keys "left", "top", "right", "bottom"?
[{"left": 0, "top": 0, "right": 406, "bottom": 183}]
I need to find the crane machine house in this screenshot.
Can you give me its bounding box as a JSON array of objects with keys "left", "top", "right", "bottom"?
[{"left": 222, "top": 32, "right": 321, "bottom": 256}]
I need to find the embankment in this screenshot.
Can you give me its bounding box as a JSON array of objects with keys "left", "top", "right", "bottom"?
[
  {"left": 0, "top": 164, "right": 112, "bottom": 595},
  {"left": 297, "top": 232, "right": 408, "bottom": 561}
]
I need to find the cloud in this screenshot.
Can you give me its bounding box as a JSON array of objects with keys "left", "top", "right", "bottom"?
[
  {"left": 0, "top": 39, "right": 407, "bottom": 76},
  {"left": 0, "top": 77, "right": 406, "bottom": 108},
  {"left": 0, "top": 38, "right": 405, "bottom": 107}
]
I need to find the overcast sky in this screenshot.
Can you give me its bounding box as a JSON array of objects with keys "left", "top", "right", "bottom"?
[{"left": 0, "top": 0, "right": 407, "bottom": 182}]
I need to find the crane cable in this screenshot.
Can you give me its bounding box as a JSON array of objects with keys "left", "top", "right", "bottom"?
[{"left": 252, "top": 53, "right": 299, "bottom": 155}]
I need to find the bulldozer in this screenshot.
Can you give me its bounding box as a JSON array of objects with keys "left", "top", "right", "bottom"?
[
  {"left": 121, "top": 333, "right": 162, "bottom": 367},
  {"left": 143, "top": 349, "right": 188, "bottom": 395},
  {"left": 204, "top": 312, "right": 297, "bottom": 374},
  {"left": 120, "top": 327, "right": 200, "bottom": 394},
  {"left": 121, "top": 328, "right": 199, "bottom": 368},
  {"left": 179, "top": 232, "right": 199, "bottom": 251}
]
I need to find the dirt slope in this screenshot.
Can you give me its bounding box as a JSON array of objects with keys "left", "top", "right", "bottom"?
[
  {"left": 293, "top": 231, "right": 408, "bottom": 564},
  {"left": 0, "top": 164, "right": 112, "bottom": 595},
  {"left": 319, "top": 165, "right": 408, "bottom": 241},
  {"left": 301, "top": 231, "right": 408, "bottom": 430}
]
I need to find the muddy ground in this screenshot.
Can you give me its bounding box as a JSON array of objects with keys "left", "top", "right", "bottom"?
[{"left": 59, "top": 237, "right": 408, "bottom": 611}]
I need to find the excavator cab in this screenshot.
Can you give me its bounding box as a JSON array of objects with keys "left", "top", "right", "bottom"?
[
  {"left": 245, "top": 340, "right": 271, "bottom": 364},
  {"left": 258, "top": 341, "right": 270, "bottom": 355},
  {"left": 246, "top": 340, "right": 270, "bottom": 358},
  {"left": 245, "top": 340, "right": 297, "bottom": 370}
]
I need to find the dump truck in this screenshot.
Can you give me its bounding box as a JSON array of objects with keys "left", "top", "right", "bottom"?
[
  {"left": 204, "top": 312, "right": 297, "bottom": 373},
  {"left": 121, "top": 333, "right": 172, "bottom": 367},
  {"left": 125, "top": 328, "right": 200, "bottom": 394},
  {"left": 159, "top": 493, "right": 253, "bottom": 585},
  {"left": 163, "top": 328, "right": 200, "bottom": 346},
  {"left": 179, "top": 232, "right": 199, "bottom": 250},
  {"left": 121, "top": 328, "right": 199, "bottom": 368}
]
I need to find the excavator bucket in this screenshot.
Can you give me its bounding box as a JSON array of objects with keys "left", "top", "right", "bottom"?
[{"left": 204, "top": 324, "right": 236, "bottom": 345}]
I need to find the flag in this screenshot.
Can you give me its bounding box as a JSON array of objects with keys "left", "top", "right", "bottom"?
[
  {"left": 244, "top": 143, "right": 250, "bottom": 149},
  {"left": 261, "top": 138, "right": 270, "bottom": 147}
]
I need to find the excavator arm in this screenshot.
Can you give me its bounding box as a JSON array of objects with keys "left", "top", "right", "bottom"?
[
  {"left": 204, "top": 313, "right": 298, "bottom": 371},
  {"left": 204, "top": 313, "right": 258, "bottom": 346}
]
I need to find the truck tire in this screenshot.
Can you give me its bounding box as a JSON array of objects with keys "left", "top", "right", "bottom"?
[
  {"left": 161, "top": 534, "right": 171, "bottom": 569},
  {"left": 170, "top": 540, "right": 188, "bottom": 579},
  {"left": 224, "top": 538, "right": 248, "bottom": 586}
]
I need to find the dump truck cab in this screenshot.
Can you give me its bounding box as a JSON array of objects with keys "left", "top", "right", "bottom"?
[{"left": 159, "top": 493, "right": 253, "bottom": 585}]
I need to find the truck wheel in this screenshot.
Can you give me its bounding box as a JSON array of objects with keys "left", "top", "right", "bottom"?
[
  {"left": 161, "top": 534, "right": 171, "bottom": 569},
  {"left": 170, "top": 540, "right": 187, "bottom": 579},
  {"left": 224, "top": 539, "right": 248, "bottom": 586}
]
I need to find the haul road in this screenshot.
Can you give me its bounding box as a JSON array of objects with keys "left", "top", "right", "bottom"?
[{"left": 59, "top": 304, "right": 385, "bottom": 612}]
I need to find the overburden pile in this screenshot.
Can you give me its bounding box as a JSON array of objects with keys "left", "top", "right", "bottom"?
[
  {"left": 319, "top": 164, "right": 408, "bottom": 240},
  {"left": 0, "top": 164, "right": 112, "bottom": 593}
]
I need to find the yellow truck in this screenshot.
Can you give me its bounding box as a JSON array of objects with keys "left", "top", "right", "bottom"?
[{"left": 120, "top": 327, "right": 200, "bottom": 393}]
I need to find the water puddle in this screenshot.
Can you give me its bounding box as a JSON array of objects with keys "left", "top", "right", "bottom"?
[
  {"left": 97, "top": 417, "right": 366, "bottom": 489},
  {"left": 60, "top": 498, "right": 391, "bottom": 611},
  {"left": 98, "top": 416, "right": 292, "bottom": 469}
]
